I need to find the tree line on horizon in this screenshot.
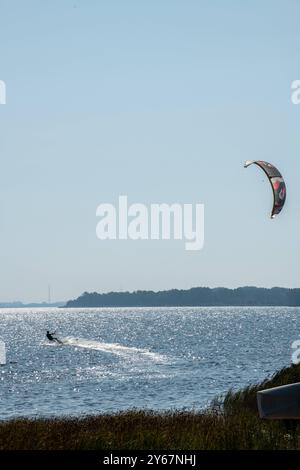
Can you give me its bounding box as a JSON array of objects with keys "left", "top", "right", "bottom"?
[{"left": 64, "top": 286, "right": 300, "bottom": 308}]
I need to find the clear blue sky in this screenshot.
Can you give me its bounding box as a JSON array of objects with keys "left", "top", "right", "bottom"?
[{"left": 0, "top": 0, "right": 299, "bottom": 302}]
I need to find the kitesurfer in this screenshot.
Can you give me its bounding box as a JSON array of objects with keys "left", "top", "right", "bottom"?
[{"left": 46, "top": 330, "right": 61, "bottom": 344}]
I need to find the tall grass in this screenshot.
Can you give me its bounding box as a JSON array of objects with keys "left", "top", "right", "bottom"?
[{"left": 221, "top": 363, "right": 300, "bottom": 415}]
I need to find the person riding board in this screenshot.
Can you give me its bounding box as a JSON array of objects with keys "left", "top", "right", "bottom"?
[{"left": 46, "top": 330, "right": 62, "bottom": 344}]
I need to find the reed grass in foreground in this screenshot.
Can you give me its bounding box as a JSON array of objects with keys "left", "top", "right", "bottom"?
[{"left": 1, "top": 364, "right": 300, "bottom": 450}]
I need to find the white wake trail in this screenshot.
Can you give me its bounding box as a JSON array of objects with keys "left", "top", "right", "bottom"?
[{"left": 58, "top": 336, "right": 166, "bottom": 362}]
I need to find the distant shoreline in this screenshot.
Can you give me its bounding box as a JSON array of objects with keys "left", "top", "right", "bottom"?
[
  {"left": 63, "top": 286, "right": 300, "bottom": 308},
  {"left": 0, "top": 304, "right": 299, "bottom": 309},
  {"left": 0, "top": 302, "right": 65, "bottom": 309},
  {"left": 3, "top": 287, "right": 300, "bottom": 309}
]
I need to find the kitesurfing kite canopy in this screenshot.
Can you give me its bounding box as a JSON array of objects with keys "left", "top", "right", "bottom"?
[{"left": 244, "top": 160, "right": 286, "bottom": 218}]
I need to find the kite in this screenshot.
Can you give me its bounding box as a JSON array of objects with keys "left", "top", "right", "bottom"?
[{"left": 244, "top": 160, "right": 286, "bottom": 218}]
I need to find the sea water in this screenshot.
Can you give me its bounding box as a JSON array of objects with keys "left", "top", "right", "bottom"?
[{"left": 0, "top": 306, "right": 298, "bottom": 419}]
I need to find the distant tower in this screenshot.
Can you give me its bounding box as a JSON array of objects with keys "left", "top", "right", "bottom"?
[{"left": 48, "top": 285, "right": 51, "bottom": 304}]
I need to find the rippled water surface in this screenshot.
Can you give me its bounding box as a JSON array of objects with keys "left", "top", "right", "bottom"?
[{"left": 0, "top": 307, "right": 299, "bottom": 419}]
